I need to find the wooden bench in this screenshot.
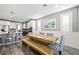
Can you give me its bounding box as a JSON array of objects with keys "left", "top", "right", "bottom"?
[{"left": 22, "top": 38, "right": 54, "bottom": 55}]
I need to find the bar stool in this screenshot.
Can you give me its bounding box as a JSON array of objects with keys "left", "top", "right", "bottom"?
[
  {"left": 0, "top": 37, "right": 3, "bottom": 44},
  {"left": 1, "top": 34, "right": 6, "bottom": 45},
  {"left": 15, "top": 35, "right": 21, "bottom": 41},
  {"left": 5, "top": 34, "right": 13, "bottom": 46},
  {"left": 6, "top": 37, "right": 12, "bottom": 44}
]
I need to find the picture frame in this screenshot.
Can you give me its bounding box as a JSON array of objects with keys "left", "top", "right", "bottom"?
[{"left": 42, "top": 18, "right": 56, "bottom": 29}]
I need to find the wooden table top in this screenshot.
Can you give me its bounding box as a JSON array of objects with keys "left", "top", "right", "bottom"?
[{"left": 27, "top": 33, "right": 58, "bottom": 44}]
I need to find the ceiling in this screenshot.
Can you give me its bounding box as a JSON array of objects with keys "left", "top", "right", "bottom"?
[{"left": 0, "top": 4, "right": 78, "bottom": 22}]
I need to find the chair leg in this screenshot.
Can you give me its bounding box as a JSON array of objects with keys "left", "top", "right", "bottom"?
[{"left": 59, "top": 51, "right": 62, "bottom": 55}]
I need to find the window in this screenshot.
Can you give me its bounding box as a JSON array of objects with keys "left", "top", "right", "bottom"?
[{"left": 60, "top": 12, "right": 72, "bottom": 32}]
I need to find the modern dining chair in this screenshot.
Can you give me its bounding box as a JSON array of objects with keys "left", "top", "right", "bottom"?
[
  {"left": 48, "top": 36, "right": 64, "bottom": 55},
  {"left": 40, "top": 32, "right": 44, "bottom": 35},
  {"left": 47, "top": 33, "right": 53, "bottom": 36},
  {"left": 5, "top": 34, "right": 13, "bottom": 45}
]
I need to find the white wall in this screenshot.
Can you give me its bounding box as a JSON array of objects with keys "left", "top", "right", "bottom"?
[{"left": 63, "top": 32, "right": 79, "bottom": 49}]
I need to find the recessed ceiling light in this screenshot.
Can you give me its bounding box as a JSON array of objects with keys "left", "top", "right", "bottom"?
[
  {"left": 11, "top": 11, "right": 14, "bottom": 14},
  {"left": 43, "top": 4, "right": 48, "bottom": 7}
]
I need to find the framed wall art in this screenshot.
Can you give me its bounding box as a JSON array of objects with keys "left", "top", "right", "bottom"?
[{"left": 42, "top": 18, "right": 56, "bottom": 29}]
